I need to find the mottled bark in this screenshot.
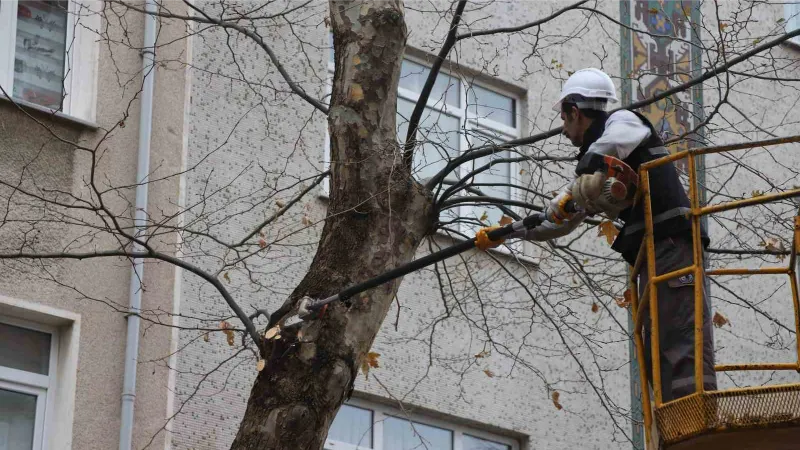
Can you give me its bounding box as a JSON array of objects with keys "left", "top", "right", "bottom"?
[{"left": 230, "top": 1, "right": 433, "bottom": 449}]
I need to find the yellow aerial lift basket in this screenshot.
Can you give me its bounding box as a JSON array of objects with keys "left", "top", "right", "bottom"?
[{"left": 628, "top": 135, "right": 800, "bottom": 450}]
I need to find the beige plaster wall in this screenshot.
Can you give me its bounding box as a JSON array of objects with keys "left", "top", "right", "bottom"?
[{"left": 0, "top": 3, "right": 189, "bottom": 449}]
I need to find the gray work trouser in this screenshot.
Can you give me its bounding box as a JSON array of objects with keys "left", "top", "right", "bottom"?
[{"left": 639, "top": 235, "right": 717, "bottom": 402}]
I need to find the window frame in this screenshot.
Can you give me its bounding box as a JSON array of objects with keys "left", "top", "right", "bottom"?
[
  {"left": 326, "top": 403, "right": 375, "bottom": 450},
  {"left": 322, "top": 51, "right": 525, "bottom": 243},
  {"left": 0, "top": 0, "right": 100, "bottom": 122},
  {"left": 0, "top": 380, "right": 47, "bottom": 450},
  {"left": 0, "top": 316, "right": 60, "bottom": 450},
  {"left": 324, "top": 397, "right": 520, "bottom": 450},
  {"left": 787, "top": 2, "right": 800, "bottom": 47}
]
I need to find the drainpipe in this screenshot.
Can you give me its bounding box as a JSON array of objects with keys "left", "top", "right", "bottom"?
[{"left": 119, "top": 1, "right": 157, "bottom": 449}]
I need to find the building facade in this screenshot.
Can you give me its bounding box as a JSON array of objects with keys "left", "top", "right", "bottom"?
[
  {"left": 1, "top": 1, "right": 799, "bottom": 450},
  {"left": 0, "top": 1, "right": 189, "bottom": 449}
]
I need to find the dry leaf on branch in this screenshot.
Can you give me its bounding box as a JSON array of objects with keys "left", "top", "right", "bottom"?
[
  {"left": 591, "top": 303, "right": 599, "bottom": 313},
  {"left": 258, "top": 239, "right": 267, "bottom": 248},
  {"left": 275, "top": 200, "right": 285, "bottom": 208},
  {"left": 552, "top": 391, "right": 563, "bottom": 410},
  {"left": 483, "top": 369, "right": 495, "bottom": 378},
  {"left": 597, "top": 221, "right": 619, "bottom": 245},
  {"left": 762, "top": 237, "right": 786, "bottom": 261},
  {"left": 713, "top": 312, "right": 729, "bottom": 328},
  {"left": 223, "top": 272, "right": 231, "bottom": 283},
  {"left": 220, "top": 321, "right": 235, "bottom": 346},
  {"left": 499, "top": 215, "right": 514, "bottom": 226},
  {"left": 474, "top": 350, "right": 489, "bottom": 359},
  {"left": 616, "top": 289, "right": 633, "bottom": 308},
  {"left": 366, "top": 352, "right": 380, "bottom": 368},
  {"left": 360, "top": 352, "right": 380, "bottom": 380}
]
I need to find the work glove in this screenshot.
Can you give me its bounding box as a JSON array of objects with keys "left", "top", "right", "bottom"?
[
  {"left": 475, "top": 226, "right": 505, "bottom": 251},
  {"left": 547, "top": 190, "right": 576, "bottom": 224}
]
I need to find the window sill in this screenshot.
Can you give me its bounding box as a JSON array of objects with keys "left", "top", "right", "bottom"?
[{"left": 0, "top": 95, "right": 98, "bottom": 130}]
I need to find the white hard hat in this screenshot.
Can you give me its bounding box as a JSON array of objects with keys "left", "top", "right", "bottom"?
[{"left": 552, "top": 68, "right": 618, "bottom": 112}]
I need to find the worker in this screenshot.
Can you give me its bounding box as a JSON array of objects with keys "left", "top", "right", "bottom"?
[{"left": 484, "top": 68, "right": 716, "bottom": 402}]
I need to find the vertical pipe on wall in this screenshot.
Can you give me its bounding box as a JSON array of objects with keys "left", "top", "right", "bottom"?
[{"left": 119, "top": 0, "right": 157, "bottom": 448}]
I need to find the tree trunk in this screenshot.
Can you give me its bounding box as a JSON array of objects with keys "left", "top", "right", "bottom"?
[{"left": 230, "top": 1, "right": 432, "bottom": 448}]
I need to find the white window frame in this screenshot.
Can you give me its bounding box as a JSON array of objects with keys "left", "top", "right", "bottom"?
[
  {"left": 0, "top": 0, "right": 100, "bottom": 122},
  {"left": 0, "top": 296, "right": 80, "bottom": 450},
  {"left": 397, "top": 54, "right": 523, "bottom": 228},
  {"left": 324, "top": 397, "right": 520, "bottom": 450},
  {"left": 787, "top": 2, "right": 800, "bottom": 46},
  {"left": 322, "top": 50, "right": 524, "bottom": 242},
  {"left": 0, "top": 316, "right": 60, "bottom": 450}
]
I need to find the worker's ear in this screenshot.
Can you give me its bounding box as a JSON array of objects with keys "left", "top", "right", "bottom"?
[{"left": 566, "top": 105, "right": 580, "bottom": 122}]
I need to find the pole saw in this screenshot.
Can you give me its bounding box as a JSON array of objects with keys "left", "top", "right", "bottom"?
[{"left": 296, "top": 154, "right": 638, "bottom": 321}]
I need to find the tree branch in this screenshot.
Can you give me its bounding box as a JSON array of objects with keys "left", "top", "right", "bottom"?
[
  {"left": 455, "top": 0, "right": 590, "bottom": 41},
  {"left": 109, "top": 0, "right": 329, "bottom": 114},
  {"left": 235, "top": 170, "right": 329, "bottom": 247},
  {"left": 0, "top": 249, "right": 262, "bottom": 345},
  {"left": 425, "top": 26, "right": 800, "bottom": 191}
]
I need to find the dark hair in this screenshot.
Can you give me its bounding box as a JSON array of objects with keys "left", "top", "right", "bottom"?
[{"left": 561, "top": 94, "right": 607, "bottom": 120}]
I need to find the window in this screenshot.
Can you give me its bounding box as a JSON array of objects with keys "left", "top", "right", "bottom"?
[
  {"left": 0, "top": 0, "right": 100, "bottom": 121},
  {"left": 787, "top": 3, "right": 800, "bottom": 46},
  {"left": 325, "top": 400, "right": 518, "bottom": 450},
  {"left": 325, "top": 42, "right": 523, "bottom": 231},
  {"left": 328, "top": 404, "right": 374, "bottom": 448},
  {"left": 0, "top": 318, "right": 58, "bottom": 450},
  {"left": 463, "top": 434, "right": 511, "bottom": 450},
  {"left": 383, "top": 417, "right": 451, "bottom": 450}
]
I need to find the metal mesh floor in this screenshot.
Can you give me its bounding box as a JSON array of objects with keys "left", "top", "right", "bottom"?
[{"left": 654, "top": 383, "right": 800, "bottom": 447}]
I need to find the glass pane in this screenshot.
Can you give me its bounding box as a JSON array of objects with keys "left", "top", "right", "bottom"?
[
  {"left": 327, "top": 404, "right": 373, "bottom": 447},
  {"left": 13, "top": 1, "right": 69, "bottom": 109},
  {"left": 399, "top": 59, "right": 460, "bottom": 108},
  {"left": 463, "top": 435, "right": 511, "bottom": 450},
  {"left": 383, "top": 416, "right": 452, "bottom": 450},
  {"left": 0, "top": 388, "right": 37, "bottom": 450},
  {"left": 467, "top": 84, "right": 516, "bottom": 127},
  {"left": 789, "top": 4, "right": 800, "bottom": 43},
  {"left": 397, "top": 98, "right": 460, "bottom": 183},
  {"left": 468, "top": 132, "right": 512, "bottom": 226},
  {"left": 0, "top": 322, "right": 51, "bottom": 375}
]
